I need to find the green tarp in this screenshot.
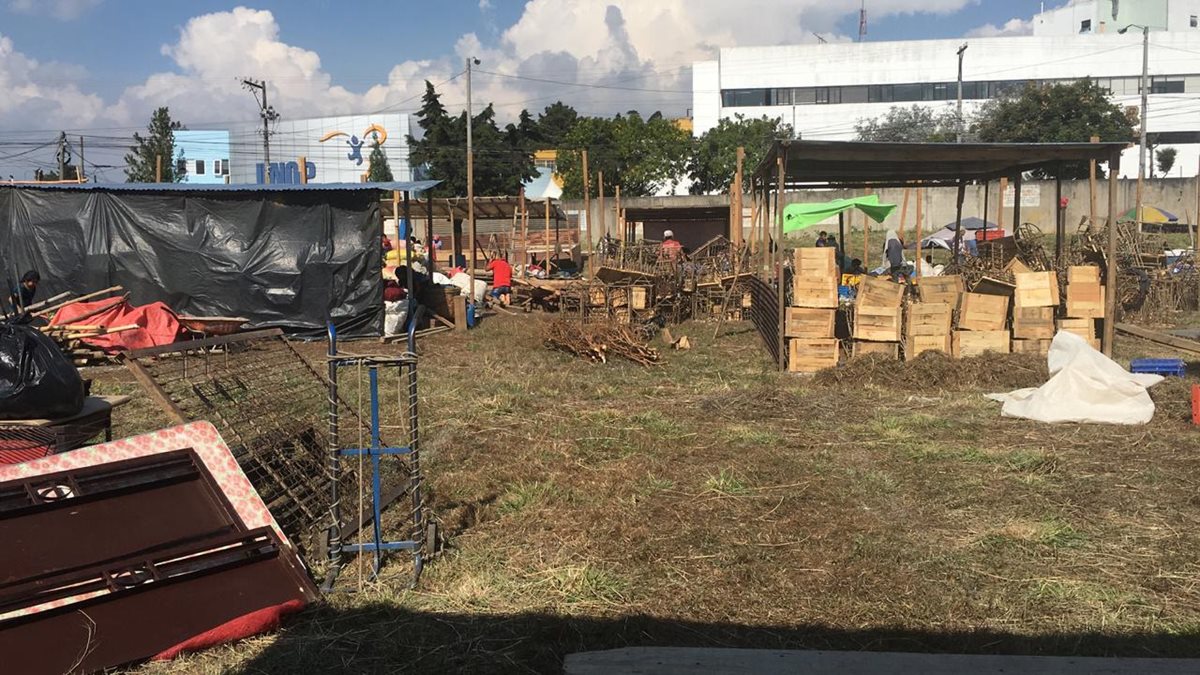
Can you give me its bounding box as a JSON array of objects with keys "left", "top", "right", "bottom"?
[{"left": 782, "top": 195, "right": 898, "bottom": 233}]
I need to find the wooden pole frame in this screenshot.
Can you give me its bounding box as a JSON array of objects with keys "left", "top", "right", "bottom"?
[
  {"left": 915, "top": 187, "right": 925, "bottom": 279},
  {"left": 733, "top": 146, "right": 745, "bottom": 247},
  {"left": 997, "top": 176, "right": 1007, "bottom": 231},
  {"left": 1104, "top": 150, "right": 1121, "bottom": 356},
  {"left": 1089, "top": 135, "right": 1100, "bottom": 230},
  {"left": 775, "top": 149, "right": 787, "bottom": 372},
  {"left": 582, "top": 149, "right": 592, "bottom": 275}
]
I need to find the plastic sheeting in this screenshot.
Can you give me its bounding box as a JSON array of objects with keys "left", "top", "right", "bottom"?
[
  {"left": 0, "top": 321, "right": 84, "bottom": 420},
  {"left": 987, "top": 332, "right": 1163, "bottom": 425},
  {"left": 0, "top": 186, "right": 384, "bottom": 336},
  {"left": 52, "top": 298, "right": 184, "bottom": 352}
]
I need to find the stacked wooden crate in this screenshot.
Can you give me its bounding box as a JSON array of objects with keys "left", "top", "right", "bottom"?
[
  {"left": 1061, "top": 265, "right": 1103, "bottom": 350},
  {"left": 954, "top": 291, "right": 1011, "bottom": 357},
  {"left": 906, "top": 275, "right": 962, "bottom": 360},
  {"left": 787, "top": 248, "right": 840, "bottom": 373},
  {"left": 1011, "top": 271, "right": 1058, "bottom": 355},
  {"left": 853, "top": 275, "right": 904, "bottom": 357}
]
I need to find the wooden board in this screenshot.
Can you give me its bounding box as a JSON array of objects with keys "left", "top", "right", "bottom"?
[
  {"left": 1014, "top": 271, "right": 1060, "bottom": 308},
  {"left": 906, "top": 334, "right": 951, "bottom": 360},
  {"left": 787, "top": 338, "right": 840, "bottom": 373},
  {"left": 1058, "top": 317, "right": 1098, "bottom": 340},
  {"left": 906, "top": 303, "right": 952, "bottom": 338},
  {"left": 1003, "top": 257, "right": 1034, "bottom": 276},
  {"left": 1065, "top": 282, "right": 1104, "bottom": 319},
  {"left": 854, "top": 306, "right": 902, "bottom": 342},
  {"left": 857, "top": 276, "right": 905, "bottom": 309},
  {"left": 630, "top": 286, "right": 652, "bottom": 310},
  {"left": 1012, "top": 306, "right": 1056, "bottom": 340},
  {"left": 953, "top": 330, "right": 1011, "bottom": 357},
  {"left": 793, "top": 247, "right": 837, "bottom": 279},
  {"left": 1116, "top": 322, "right": 1200, "bottom": 355},
  {"left": 785, "top": 307, "right": 835, "bottom": 339},
  {"left": 792, "top": 277, "right": 838, "bottom": 309},
  {"left": 958, "top": 292, "right": 1010, "bottom": 332},
  {"left": 1012, "top": 338, "right": 1052, "bottom": 355},
  {"left": 853, "top": 340, "right": 899, "bottom": 359},
  {"left": 918, "top": 275, "right": 963, "bottom": 306},
  {"left": 1067, "top": 265, "right": 1101, "bottom": 284}
]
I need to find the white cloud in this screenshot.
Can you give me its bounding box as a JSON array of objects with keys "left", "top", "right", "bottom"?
[
  {"left": 7, "top": 0, "right": 101, "bottom": 20},
  {"left": 0, "top": 34, "right": 107, "bottom": 129},
  {"left": 966, "top": 17, "right": 1034, "bottom": 38},
  {"left": 479, "top": 0, "right": 492, "bottom": 9}
]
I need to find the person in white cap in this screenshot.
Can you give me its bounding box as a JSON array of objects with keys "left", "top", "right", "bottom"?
[{"left": 660, "top": 229, "right": 683, "bottom": 261}]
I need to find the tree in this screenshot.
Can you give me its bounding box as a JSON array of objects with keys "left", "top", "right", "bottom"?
[
  {"left": 688, "top": 114, "right": 792, "bottom": 194},
  {"left": 855, "top": 105, "right": 960, "bottom": 143},
  {"left": 366, "top": 133, "right": 394, "bottom": 182},
  {"left": 534, "top": 102, "right": 579, "bottom": 148},
  {"left": 973, "top": 79, "right": 1137, "bottom": 178},
  {"left": 556, "top": 111, "right": 691, "bottom": 198},
  {"left": 1156, "top": 146, "right": 1177, "bottom": 176},
  {"left": 407, "top": 81, "right": 535, "bottom": 195},
  {"left": 124, "top": 107, "right": 186, "bottom": 182}
]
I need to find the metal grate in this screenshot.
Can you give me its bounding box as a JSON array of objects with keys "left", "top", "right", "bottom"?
[{"left": 748, "top": 275, "right": 782, "bottom": 367}]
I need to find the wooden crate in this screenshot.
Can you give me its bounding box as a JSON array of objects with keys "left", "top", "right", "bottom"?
[
  {"left": 609, "top": 288, "right": 628, "bottom": 308},
  {"left": 785, "top": 307, "right": 835, "bottom": 338},
  {"left": 792, "top": 277, "right": 838, "bottom": 309},
  {"left": 788, "top": 338, "right": 840, "bottom": 373},
  {"left": 906, "top": 334, "right": 951, "bottom": 360},
  {"left": 918, "top": 275, "right": 964, "bottom": 306},
  {"left": 1058, "top": 317, "right": 1098, "bottom": 340},
  {"left": 588, "top": 287, "right": 606, "bottom": 306},
  {"left": 630, "top": 286, "right": 653, "bottom": 310},
  {"left": 853, "top": 306, "right": 902, "bottom": 342},
  {"left": 793, "top": 247, "right": 837, "bottom": 278},
  {"left": 1012, "top": 306, "right": 1056, "bottom": 340},
  {"left": 953, "top": 330, "right": 1011, "bottom": 357},
  {"left": 1065, "top": 282, "right": 1104, "bottom": 319},
  {"left": 958, "top": 292, "right": 1010, "bottom": 331},
  {"left": 853, "top": 340, "right": 900, "bottom": 359},
  {"left": 741, "top": 292, "right": 753, "bottom": 309},
  {"left": 906, "top": 303, "right": 952, "bottom": 338},
  {"left": 1067, "top": 265, "right": 1101, "bottom": 285},
  {"left": 858, "top": 276, "right": 905, "bottom": 309},
  {"left": 1014, "top": 271, "right": 1060, "bottom": 308},
  {"left": 1012, "top": 338, "right": 1052, "bottom": 355}
]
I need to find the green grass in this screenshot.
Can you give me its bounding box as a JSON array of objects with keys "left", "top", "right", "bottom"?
[
  {"left": 704, "top": 468, "right": 751, "bottom": 496},
  {"left": 497, "top": 480, "right": 558, "bottom": 516}
]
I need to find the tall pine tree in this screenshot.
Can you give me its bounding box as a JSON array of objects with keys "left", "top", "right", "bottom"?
[
  {"left": 124, "top": 107, "right": 186, "bottom": 182},
  {"left": 366, "top": 133, "right": 394, "bottom": 182}
]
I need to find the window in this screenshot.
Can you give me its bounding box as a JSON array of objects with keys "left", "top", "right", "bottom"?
[
  {"left": 771, "top": 88, "right": 793, "bottom": 105},
  {"left": 868, "top": 84, "right": 894, "bottom": 103},
  {"left": 222, "top": 159, "right": 230, "bottom": 175},
  {"left": 841, "top": 85, "right": 869, "bottom": 103},
  {"left": 213, "top": 159, "right": 222, "bottom": 175},
  {"left": 892, "top": 82, "right": 927, "bottom": 102},
  {"left": 1151, "top": 76, "right": 1185, "bottom": 94},
  {"left": 195, "top": 159, "right": 205, "bottom": 175},
  {"left": 176, "top": 159, "right": 186, "bottom": 175},
  {"left": 1080, "top": 19, "right": 1092, "bottom": 33},
  {"left": 793, "top": 87, "right": 817, "bottom": 105},
  {"left": 1191, "top": 15, "right": 1198, "bottom": 27},
  {"left": 721, "top": 89, "right": 769, "bottom": 107},
  {"left": 815, "top": 87, "right": 838, "bottom": 104}
]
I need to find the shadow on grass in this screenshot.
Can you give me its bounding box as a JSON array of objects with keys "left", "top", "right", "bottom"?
[{"left": 232, "top": 603, "right": 1200, "bottom": 674}]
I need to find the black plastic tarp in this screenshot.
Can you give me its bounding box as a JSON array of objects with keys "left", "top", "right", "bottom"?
[{"left": 0, "top": 185, "right": 412, "bottom": 336}]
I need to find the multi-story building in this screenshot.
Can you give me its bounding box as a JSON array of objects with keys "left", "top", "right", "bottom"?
[
  {"left": 691, "top": 0, "right": 1200, "bottom": 177},
  {"left": 174, "top": 130, "right": 231, "bottom": 184}
]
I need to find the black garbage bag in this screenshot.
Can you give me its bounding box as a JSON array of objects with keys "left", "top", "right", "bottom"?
[{"left": 0, "top": 320, "right": 84, "bottom": 420}]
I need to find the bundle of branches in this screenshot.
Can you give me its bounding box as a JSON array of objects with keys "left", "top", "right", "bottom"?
[{"left": 544, "top": 320, "right": 661, "bottom": 366}]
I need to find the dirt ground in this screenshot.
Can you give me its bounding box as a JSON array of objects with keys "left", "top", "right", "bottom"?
[{"left": 93, "top": 314, "right": 1200, "bottom": 674}]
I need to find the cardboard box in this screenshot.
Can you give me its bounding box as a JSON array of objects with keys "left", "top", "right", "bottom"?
[
  {"left": 1014, "top": 271, "right": 1060, "bottom": 308},
  {"left": 785, "top": 307, "right": 836, "bottom": 339},
  {"left": 788, "top": 338, "right": 840, "bottom": 373},
  {"left": 1012, "top": 306, "right": 1056, "bottom": 340},
  {"left": 792, "top": 277, "right": 838, "bottom": 309},
  {"left": 853, "top": 340, "right": 900, "bottom": 359},
  {"left": 953, "top": 330, "right": 1011, "bottom": 357},
  {"left": 853, "top": 306, "right": 903, "bottom": 342},
  {"left": 793, "top": 247, "right": 837, "bottom": 278},
  {"left": 906, "top": 303, "right": 953, "bottom": 338},
  {"left": 958, "top": 292, "right": 1010, "bottom": 331},
  {"left": 918, "top": 275, "right": 964, "bottom": 306},
  {"left": 1012, "top": 338, "right": 1052, "bottom": 355},
  {"left": 906, "top": 334, "right": 952, "bottom": 360}
]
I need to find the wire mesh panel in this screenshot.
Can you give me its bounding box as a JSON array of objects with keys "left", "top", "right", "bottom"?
[
  {"left": 748, "top": 276, "right": 782, "bottom": 367},
  {"left": 123, "top": 330, "right": 375, "bottom": 561}
]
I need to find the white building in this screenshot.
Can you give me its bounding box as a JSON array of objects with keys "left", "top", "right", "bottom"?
[{"left": 691, "top": 0, "right": 1200, "bottom": 177}]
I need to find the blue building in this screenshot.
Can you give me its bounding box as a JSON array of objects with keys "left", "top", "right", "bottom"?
[{"left": 174, "top": 130, "right": 230, "bottom": 184}]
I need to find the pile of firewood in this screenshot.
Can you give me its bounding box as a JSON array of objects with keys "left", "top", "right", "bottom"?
[
  {"left": 29, "top": 286, "right": 128, "bottom": 366},
  {"left": 543, "top": 320, "right": 661, "bottom": 366}
]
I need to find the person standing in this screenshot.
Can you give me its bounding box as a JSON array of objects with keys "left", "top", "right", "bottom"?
[{"left": 660, "top": 229, "right": 683, "bottom": 261}]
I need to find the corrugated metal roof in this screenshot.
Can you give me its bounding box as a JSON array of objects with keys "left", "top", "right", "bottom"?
[{"left": 0, "top": 180, "right": 440, "bottom": 193}]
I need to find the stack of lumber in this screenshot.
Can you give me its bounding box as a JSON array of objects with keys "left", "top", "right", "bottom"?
[
  {"left": 852, "top": 275, "right": 904, "bottom": 358},
  {"left": 1061, "top": 265, "right": 1103, "bottom": 350},
  {"left": 1011, "top": 271, "right": 1059, "bottom": 355},
  {"left": 954, "top": 291, "right": 1011, "bottom": 357},
  {"left": 788, "top": 248, "right": 840, "bottom": 373},
  {"left": 905, "top": 275, "right": 961, "bottom": 360},
  {"left": 32, "top": 286, "right": 127, "bottom": 366}
]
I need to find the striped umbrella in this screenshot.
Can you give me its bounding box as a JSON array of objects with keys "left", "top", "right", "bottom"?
[{"left": 1121, "top": 206, "right": 1179, "bottom": 223}]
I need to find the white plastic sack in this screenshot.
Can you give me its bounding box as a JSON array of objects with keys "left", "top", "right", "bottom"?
[
  {"left": 384, "top": 300, "right": 407, "bottom": 337},
  {"left": 986, "top": 331, "right": 1163, "bottom": 425}
]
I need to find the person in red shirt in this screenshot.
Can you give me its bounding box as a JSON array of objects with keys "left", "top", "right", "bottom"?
[
  {"left": 659, "top": 229, "right": 683, "bottom": 261},
  {"left": 486, "top": 257, "right": 513, "bottom": 306}
]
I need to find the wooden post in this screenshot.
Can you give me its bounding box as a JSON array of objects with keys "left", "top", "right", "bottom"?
[
  {"left": 392, "top": 191, "right": 401, "bottom": 255},
  {"left": 518, "top": 187, "right": 526, "bottom": 270},
  {"left": 453, "top": 294, "right": 467, "bottom": 332},
  {"left": 1055, "top": 164, "right": 1064, "bottom": 264},
  {"left": 862, "top": 188, "right": 873, "bottom": 269},
  {"left": 1193, "top": 154, "right": 1199, "bottom": 253},
  {"left": 953, "top": 182, "right": 967, "bottom": 263},
  {"left": 838, "top": 212, "right": 846, "bottom": 271},
  {"left": 544, "top": 198, "right": 552, "bottom": 273},
  {"left": 775, "top": 149, "right": 787, "bottom": 371},
  {"left": 426, "top": 196, "right": 435, "bottom": 274},
  {"left": 733, "top": 146, "right": 745, "bottom": 247},
  {"left": 749, "top": 185, "right": 760, "bottom": 256},
  {"left": 299, "top": 156, "right": 307, "bottom": 185},
  {"left": 1089, "top": 135, "right": 1099, "bottom": 230},
  {"left": 997, "top": 176, "right": 1007, "bottom": 230},
  {"left": 982, "top": 181, "right": 989, "bottom": 241},
  {"left": 468, "top": 140, "right": 477, "bottom": 303},
  {"left": 1012, "top": 172, "right": 1023, "bottom": 230},
  {"left": 582, "top": 149, "right": 591, "bottom": 275},
  {"left": 448, "top": 205, "right": 459, "bottom": 269},
  {"left": 155, "top": 154, "right": 162, "bottom": 183},
  {"left": 511, "top": 188, "right": 521, "bottom": 263},
  {"left": 1104, "top": 150, "right": 1121, "bottom": 356},
  {"left": 915, "top": 188, "right": 925, "bottom": 279},
  {"left": 615, "top": 185, "right": 622, "bottom": 243},
  {"left": 78, "top": 136, "right": 85, "bottom": 182},
  {"left": 898, "top": 188, "right": 910, "bottom": 240},
  {"left": 598, "top": 171, "right": 606, "bottom": 242}
]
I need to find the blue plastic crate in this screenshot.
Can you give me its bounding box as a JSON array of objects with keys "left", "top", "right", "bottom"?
[{"left": 1130, "top": 358, "right": 1186, "bottom": 377}]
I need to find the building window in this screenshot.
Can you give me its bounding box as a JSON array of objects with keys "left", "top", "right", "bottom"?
[
  {"left": 1151, "top": 76, "right": 1185, "bottom": 94},
  {"left": 1080, "top": 19, "right": 1092, "bottom": 33},
  {"left": 771, "top": 88, "right": 793, "bottom": 105},
  {"left": 721, "top": 89, "right": 769, "bottom": 107},
  {"left": 222, "top": 158, "right": 230, "bottom": 175},
  {"left": 841, "top": 85, "right": 869, "bottom": 104},
  {"left": 213, "top": 159, "right": 222, "bottom": 175},
  {"left": 195, "top": 159, "right": 205, "bottom": 175},
  {"left": 1191, "top": 15, "right": 1198, "bottom": 27}
]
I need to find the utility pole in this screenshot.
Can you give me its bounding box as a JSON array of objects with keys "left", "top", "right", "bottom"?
[
  {"left": 858, "top": 0, "right": 867, "bottom": 42},
  {"left": 582, "top": 149, "right": 591, "bottom": 275},
  {"left": 241, "top": 79, "right": 278, "bottom": 184},
  {"left": 466, "top": 57, "right": 480, "bottom": 301},
  {"left": 57, "top": 132, "right": 66, "bottom": 179},
  {"left": 956, "top": 43, "right": 968, "bottom": 143},
  {"left": 1120, "top": 24, "right": 1150, "bottom": 223}
]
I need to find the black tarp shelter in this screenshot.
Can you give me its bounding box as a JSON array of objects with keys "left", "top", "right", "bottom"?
[{"left": 0, "top": 180, "right": 437, "bottom": 336}]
